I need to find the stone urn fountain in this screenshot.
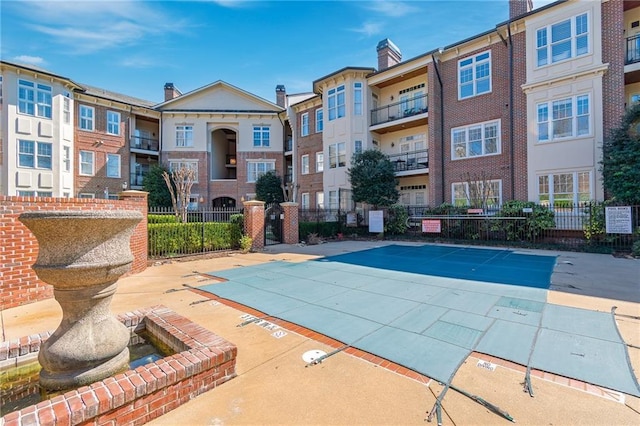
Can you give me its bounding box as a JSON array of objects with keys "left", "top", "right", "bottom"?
[{"left": 19, "top": 210, "right": 142, "bottom": 391}]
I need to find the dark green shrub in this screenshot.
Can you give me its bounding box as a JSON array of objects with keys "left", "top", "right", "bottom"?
[
  {"left": 148, "top": 222, "right": 241, "bottom": 257},
  {"left": 148, "top": 214, "right": 178, "bottom": 224},
  {"left": 230, "top": 214, "right": 244, "bottom": 232},
  {"left": 632, "top": 240, "right": 640, "bottom": 257},
  {"left": 495, "top": 200, "right": 555, "bottom": 241},
  {"left": 385, "top": 204, "right": 409, "bottom": 235},
  {"left": 299, "top": 221, "right": 341, "bottom": 241}
]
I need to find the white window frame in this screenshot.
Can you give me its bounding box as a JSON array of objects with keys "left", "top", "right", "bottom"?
[
  {"left": 536, "top": 12, "right": 589, "bottom": 67},
  {"left": 451, "top": 120, "right": 501, "bottom": 159},
  {"left": 328, "top": 190, "right": 339, "bottom": 210},
  {"left": 301, "top": 193, "right": 310, "bottom": 209},
  {"left": 458, "top": 51, "right": 491, "bottom": 99},
  {"left": 253, "top": 126, "right": 270, "bottom": 147},
  {"left": 538, "top": 171, "right": 592, "bottom": 205},
  {"left": 537, "top": 94, "right": 590, "bottom": 142},
  {"left": 79, "top": 105, "right": 94, "bottom": 131},
  {"left": 452, "top": 180, "right": 502, "bottom": 208},
  {"left": 63, "top": 97, "right": 71, "bottom": 125},
  {"left": 106, "top": 153, "right": 121, "bottom": 178},
  {"left": 63, "top": 145, "right": 71, "bottom": 172},
  {"left": 316, "top": 192, "right": 324, "bottom": 209},
  {"left": 354, "top": 82, "right": 363, "bottom": 115},
  {"left": 316, "top": 152, "right": 324, "bottom": 172},
  {"left": 168, "top": 160, "right": 199, "bottom": 183},
  {"left": 107, "top": 111, "right": 121, "bottom": 135},
  {"left": 328, "top": 142, "right": 346, "bottom": 169},
  {"left": 301, "top": 113, "right": 309, "bottom": 137},
  {"left": 315, "top": 108, "right": 323, "bottom": 132},
  {"left": 79, "top": 150, "right": 95, "bottom": 176},
  {"left": 18, "top": 79, "right": 52, "bottom": 118},
  {"left": 246, "top": 160, "right": 275, "bottom": 183},
  {"left": 301, "top": 154, "right": 310, "bottom": 174},
  {"left": 176, "top": 125, "right": 194, "bottom": 147},
  {"left": 78, "top": 193, "right": 95, "bottom": 199},
  {"left": 17, "top": 140, "right": 52, "bottom": 170},
  {"left": 328, "top": 85, "right": 345, "bottom": 121},
  {"left": 354, "top": 140, "right": 363, "bottom": 154}
]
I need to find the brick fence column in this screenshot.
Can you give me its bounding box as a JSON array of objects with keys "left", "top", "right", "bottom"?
[
  {"left": 118, "top": 190, "right": 149, "bottom": 273},
  {"left": 243, "top": 200, "right": 265, "bottom": 251},
  {"left": 280, "top": 202, "right": 299, "bottom": 244}
]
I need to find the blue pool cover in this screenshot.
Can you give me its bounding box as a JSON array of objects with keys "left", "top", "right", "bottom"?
[{"left": 200, "top": 245, "right": 640, "bottom": 397}]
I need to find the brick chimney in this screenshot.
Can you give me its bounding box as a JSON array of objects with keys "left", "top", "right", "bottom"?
[
  {"left": 377, "top": 38, "right": 402, "bottom": 71},
  {"left": 275, "top": 85, "right": 286, "bottom": 107},
  {"left": 509, "top": 0, "right": 533, "bottom": 19},
  {"left": 163, "top": 83, "right": 181, "bottom": 102}
]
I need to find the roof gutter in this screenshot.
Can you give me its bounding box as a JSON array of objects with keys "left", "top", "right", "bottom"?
[{"left": 431, "top": 51, "right": 445, "bottom": 205}]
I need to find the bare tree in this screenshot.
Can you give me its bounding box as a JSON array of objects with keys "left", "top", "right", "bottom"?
[
  {"left": 162, "top": 166, "right": 197, "bottom": 222},
  {"left": 462, "top": 171, "right": 496, "bottom": 210},
  {"left": 281, "top": 180, "right": 300, "bottom": 203}
]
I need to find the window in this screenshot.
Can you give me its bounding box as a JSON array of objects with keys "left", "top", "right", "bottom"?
[
  {"left": 63, "top": 146, "right": 71, "bottom": 172},
  {"left": 452, "top": 180, "right": 502, "bottom": 208},
  {"left": 168, "top": 160, "right": 199, "bottom": 182},
  {"left": 247, "top": 161, "right": 275, "bottom": 182},
  {"left": 301, "top": 154, "right": 309, "bottom": 174},
  {"left": 301, "top": 193, "right": 310, "bottom": 209},
  {"left": 301, "top": 113, "right": 309, "bottom": 136},
  {"left": 536, "top": 13, "right": 589, "bottom": 67},
  {"left": 538, "top": 171, "right": 591, "bottom": 205},
  {"left": 328, "top": 142, "right": 346, "bottom": 168},
  {"left": 17, "top": 140, "right": 52, "bottom": 169},
  {"left": 316, "top": 192, "right": 324, "bottom": 209},
  {"left": 354, "top": 82, "right": 363, "bottom": 115},
  {"left": 316, "top": 152, "right": 324, "bottom": 172},
  {"left": 18, "top": 79, "right": 52, "bottom": 118},
  {"left": 79, "top": 150, "right": 95, "bottom": 176},
  {"left": 458, "top": 51, "right": 491, "bottom": 99},
  {"left": 354, "top": 140, "right": 363, "bottom": 154},
  {"left": 452, "top": 120, "right": 500, "bottom": 159},
  {"left": 328, "top": 190, "right": 339, "bottom": 210},
  {"left": 106, "top": 154, "right": 121, "bottom": 178},
  {"left": 107, "top": 111, "right": 120, "bottom": 135},
  {"left": 176, "top": 125, "right": 193, "bottom": 147},
  {"left": 328, "top": 85, "right": 345, "bottom": 121},
  {"left": 253, "top": 126, "right": 270, "bottom": 147},
  {"left": 537, "top": 95, "right": 589, "bottom": 141},
  {"left": 63, "top": 97, "right": 71, "bottom": 124},
  {"left": 78, "top": 193, "right": 95, "bottom": 199},
  {"left": 79, "top": 105, "right": 94, "bottom": 131},
  {"left": 315, "top": 109, "right": 323, "bottom": 132},
  {"left": 17, "top": 191, "right": 52, "bottom": 197}
]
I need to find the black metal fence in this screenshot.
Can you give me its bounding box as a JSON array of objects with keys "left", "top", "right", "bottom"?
[
  {"left": 299, "top": 203, "right": 640, "bottom": 254},
  {"left": 148, "top": 207, "right": 243, "bottom": 258}
]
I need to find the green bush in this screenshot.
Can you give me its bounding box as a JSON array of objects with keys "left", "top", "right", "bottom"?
[
  {"left": 148, "top": 222, "right": 241, "bottom": 257},
  {"left": 148, "top": 214, "right": 178, "bottom": 224},
  {"left": 632, "top": 240, "right": 640, "bottom": 257},
  {"left": 239, "top": 235, "right": 253, "bottom": 253},
  {"left": 385, "top": 204, "right": 409, "bottom": 235},
  {"left": 495, "top": 200, "right": 555, "bottom": 241},
  {"left": 230, "top": 214, "right": 244, "bottom": 232},
  {"left": 299, "top": 221, "right": 341, "bottom": 241}
]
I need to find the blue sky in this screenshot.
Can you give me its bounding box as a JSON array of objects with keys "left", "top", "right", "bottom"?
[{"left": 2, "top": 0, "right": 555, "bottom": 105}]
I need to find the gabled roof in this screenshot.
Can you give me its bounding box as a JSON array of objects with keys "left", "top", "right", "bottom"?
[
  {"left": 312, "top": 67, "right": 376, "bottom": 94},
  {"left": 78, "top": 83, "right": 156, "bottom": 108},
  {"left": 0, "top": 60, "right": 83, "bottom": 91},
  {"left": 154, "top": 80, "right": 284, "bottom": 112}
]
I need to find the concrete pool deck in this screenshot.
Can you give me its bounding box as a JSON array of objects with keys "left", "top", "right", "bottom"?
[{"left": 2, "top": 241, "right": 639, "bottom": 425}]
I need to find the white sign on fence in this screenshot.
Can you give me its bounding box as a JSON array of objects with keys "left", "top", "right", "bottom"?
[
  {"left": 369, "top": 210, "right": 384, "bottom": 233},
  {"left": 605, "top": 206, "right": 633, "bottom": 234}
]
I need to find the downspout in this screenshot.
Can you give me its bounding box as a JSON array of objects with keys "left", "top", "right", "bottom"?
[
  {"left": 507, "top": 23, "right": 516, "bottom": 200},
  {"left": 431, "top": 52, "right": 445, "bottom": 205}
]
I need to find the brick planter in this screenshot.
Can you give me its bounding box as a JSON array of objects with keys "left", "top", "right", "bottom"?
[{"left": 0, "top": 306, "right": 237, "bottom": 426}]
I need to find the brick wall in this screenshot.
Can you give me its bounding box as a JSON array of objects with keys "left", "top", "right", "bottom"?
[
  {"left": 295, "top": 105, "right": 324, "bottom": 208},
  {"left": 601, "top": 0, "right": 625, "bottom": 142},
  {"left": 0, "top": 194, "right": 148, "bottom": 310},
  {"left": 428, "top": 35, "right": 528, "bottom": 206}
]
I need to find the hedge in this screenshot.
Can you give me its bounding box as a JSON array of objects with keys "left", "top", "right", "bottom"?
[{"left": 148, "top": 222, "right": 242, "bottom": 257}]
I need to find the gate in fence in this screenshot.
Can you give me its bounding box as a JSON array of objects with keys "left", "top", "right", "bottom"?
[{"left": 264, "top": 203, "right": 283, "bottom": 245}]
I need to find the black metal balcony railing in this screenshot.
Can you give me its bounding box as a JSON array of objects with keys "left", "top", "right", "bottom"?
[
  {"left": 130, "top": 135, "right": 159, "bottom": 151},
  {"left": 627, "top": 34, "right": 640, "bottom": 65},
  {"left": 226, "top": 154, "right": 237, "bottom": 166},
  {"left": 388, "top": 149, "right": 429, "bottom": 173},
  {"left": 371, "top": 93, "right": 428, "bottom": 126}
]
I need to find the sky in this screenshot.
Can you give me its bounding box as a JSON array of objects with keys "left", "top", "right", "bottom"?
[{"left": 1, "top": 0, "right": 556, "bottom": 106}]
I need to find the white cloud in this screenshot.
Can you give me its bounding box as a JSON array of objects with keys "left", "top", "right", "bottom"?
[
  {"left": 363, "top": 0, "right": 419, "bottom": 18},
  {"left": 11, "top": 55, "right": 46, "bottom": 65},
  {"left": 208, "top": 0, "right": 249, "bottom": 8},
  {"left": 350, "top": 21, "right": 383, "bottom": 37},
  {"left": 9, "top": 0, "right": 190, "bottom": 55}
]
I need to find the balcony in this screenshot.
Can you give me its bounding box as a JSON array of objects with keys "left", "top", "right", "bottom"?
[
  {"left": 130, "top": 136, "right": 159, "bottom": 152},
  {"left": 626, "top": 34, "right": 640, "bottom": 65},
  {"left": 226, "top": 155, "right": 237, "bottom": 167},
  {"left": 130, "top": 172, "right": 146, "bottom": 187},
  {"left": 388, "top": 149, "right": 428, "bottom": 174},
  {"left": 371, "top": 93, "right": 428, "bottom": 126}
]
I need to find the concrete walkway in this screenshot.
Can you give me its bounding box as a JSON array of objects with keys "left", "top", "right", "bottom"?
[{"left": 3, "top": 241, "right": 639, "bottom": 425}]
